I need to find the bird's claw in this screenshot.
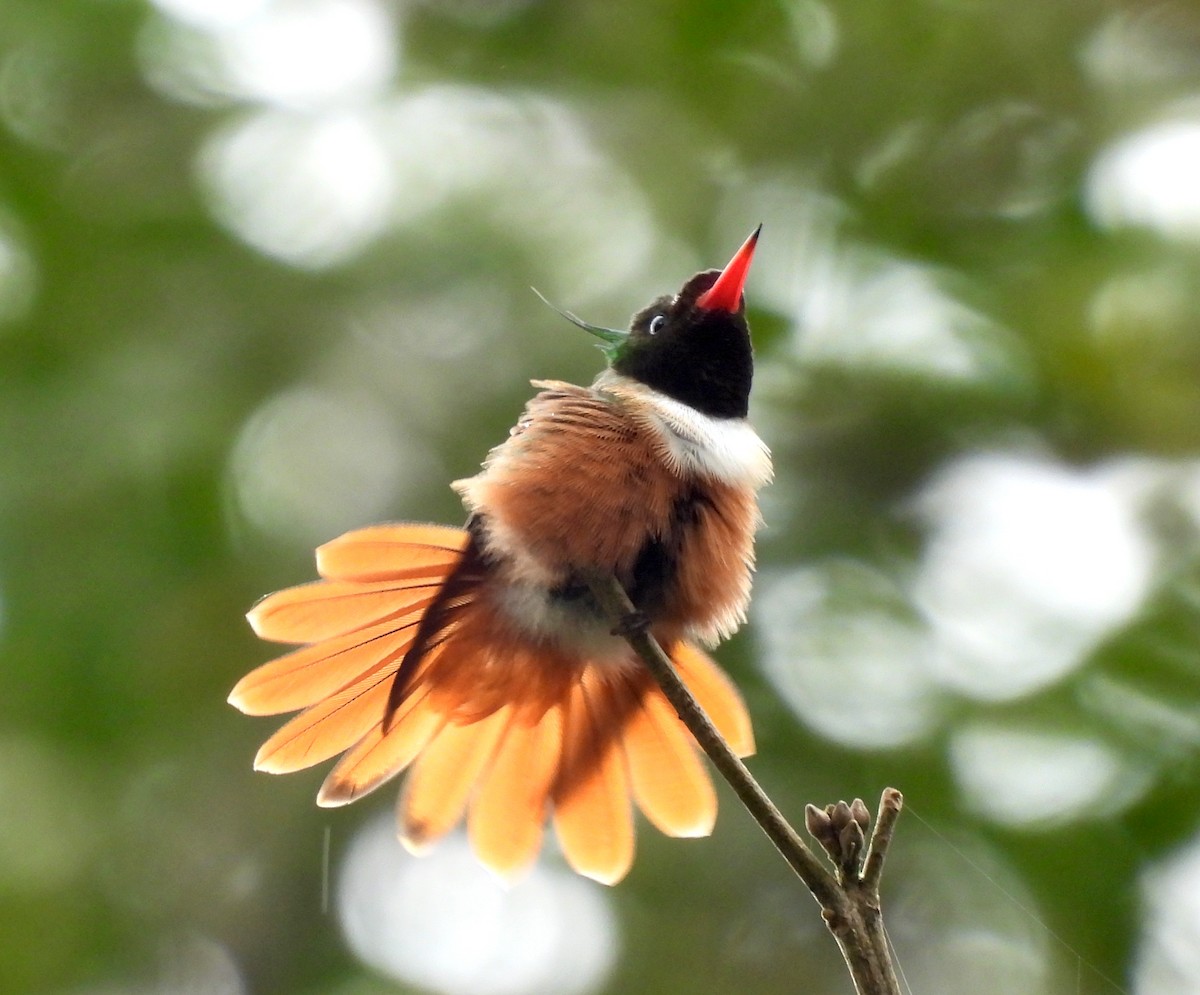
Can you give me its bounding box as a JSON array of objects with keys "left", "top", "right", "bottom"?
[{"left": 611, "top": 610, "right": 651, "bottom": 638}]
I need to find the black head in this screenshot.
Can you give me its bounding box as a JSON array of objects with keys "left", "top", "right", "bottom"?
[{"left": 565, "top": 227, "right": 760, "bottom": 420}]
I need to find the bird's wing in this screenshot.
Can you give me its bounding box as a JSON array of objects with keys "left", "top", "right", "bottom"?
[{"left": 453, "top": 380, "right": 680, "bottom": 583}]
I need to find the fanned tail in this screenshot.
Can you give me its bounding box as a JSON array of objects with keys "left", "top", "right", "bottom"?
[
  {"left": 231, "top": 528, "right": 756, "bottom": 884},
  {"left": 229, "top": 523, "right": 475, "bottom": 770},
  {"left": 547, "top": 640, "right": 754, "bottom": 882}
]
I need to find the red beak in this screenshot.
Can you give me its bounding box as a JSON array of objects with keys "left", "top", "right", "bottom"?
[{"left": 695, "top": 225, "right": 761, "bottom": 313}]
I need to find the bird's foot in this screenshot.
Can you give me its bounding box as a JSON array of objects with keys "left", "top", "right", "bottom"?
[{"left": 611, "top": 609, "right": 651, "bottom": 639}]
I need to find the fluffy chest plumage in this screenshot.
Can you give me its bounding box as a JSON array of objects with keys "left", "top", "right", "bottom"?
[
  {"left": 608, "top": 374, "right": 772, "bottom": 492},
  {"left": 453, "top": 376, "right": 772, "bottom": 654}
]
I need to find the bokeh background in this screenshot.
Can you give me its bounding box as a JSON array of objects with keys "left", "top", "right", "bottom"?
[{"left": 5, "top": 0, "right": 1200, "bottom": 992}]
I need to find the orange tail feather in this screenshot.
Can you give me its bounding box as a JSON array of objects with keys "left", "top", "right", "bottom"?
[
  {"left": 317, "top": 684, "right": 444, "bottom": 806},
  {"left": 252, "top": 663, "right": 400, "bottom": 774},
  {"left": 552, "top": 674, "right": 635, "bottom": 885},
  {"left": 670, "top": 641, "right": 756, "bottom": 757},
  {"left": 248, "top": 578, "right": 440, "bottom": 645},
  {"left": 400, "top": 705, "right": 511, "bottom": 853},
  {"left": 469, "top": 702, "right": 564, "bottom": 879},
  {"left": 316, "top": 524, "right": 467, "bottom": 582},
  {"left": 229, "top": 615, "right": 420, "bottom": 717},
  {"left": 623, "top": 682, "right": 717, "bottom": 838}
]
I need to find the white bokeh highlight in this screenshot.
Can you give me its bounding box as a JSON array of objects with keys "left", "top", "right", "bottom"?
[
  {"left": 199, "top": 109, "right": 394, "bottom": 268},
  {"left": 213, "top": 0, "right": 395, "bottom": 107},
  {"left": 791, "top": 252, "right": 1007, "bottom": 380},
  {"left": 886, "top": 837, "right": 1055, "bottom": 994},
  {"left": 755, "top": 561, "right": 943, "bottom": 749},
  {"left": 1136, "top": 831, "right": 1200, "bottom": 993},
  {"left": 143, "top": 0, "right": 396, "bottom": 108},
  {"left": 142, "top": 0, "right": 662, "bottom": 282},
  {"left": 949, "top": 723, "right": 1150, "bottom": 827},
  {"left": 717, "top": 178, "right": 1024, "bottom": 384},
  {"left": 1082, "top": 6, "right": 1200, "bottom": 89},
  {"left": 148, "top": 0, "right": 269, "bottom": 30},
  {"left": 1081, "top": 673, "right": 1200, "bottom": 763},
  {"left": 229, "top": 384, "right": 438, "bottom": 548},
  {"left": 0, "top": 209, "right": 37, "bottom": 326},
  {"left": 1087, "top": 115, "right": 1200, "bottom": 243},
  {"left": 381, "top": 85, "right": 659, "bottom": 305},
  {"left": 912, "top": 452, "right": 1156, "bottom": 700},
  {"left": 338, "top": 818, "right": 617, "bottom": 995}
]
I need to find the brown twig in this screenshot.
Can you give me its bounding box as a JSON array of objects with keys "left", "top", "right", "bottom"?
[{"left": 586, "top": 572, "right": 904, "bottom": 995}]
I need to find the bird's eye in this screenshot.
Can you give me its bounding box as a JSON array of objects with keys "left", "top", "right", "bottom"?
[{"left": 648, "top": 314, "right": 666, "bottom": 335}]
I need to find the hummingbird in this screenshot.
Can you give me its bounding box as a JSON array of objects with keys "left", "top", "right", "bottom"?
[{"left": 229, "top": 228, "right": 772, "bottom": 885}]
